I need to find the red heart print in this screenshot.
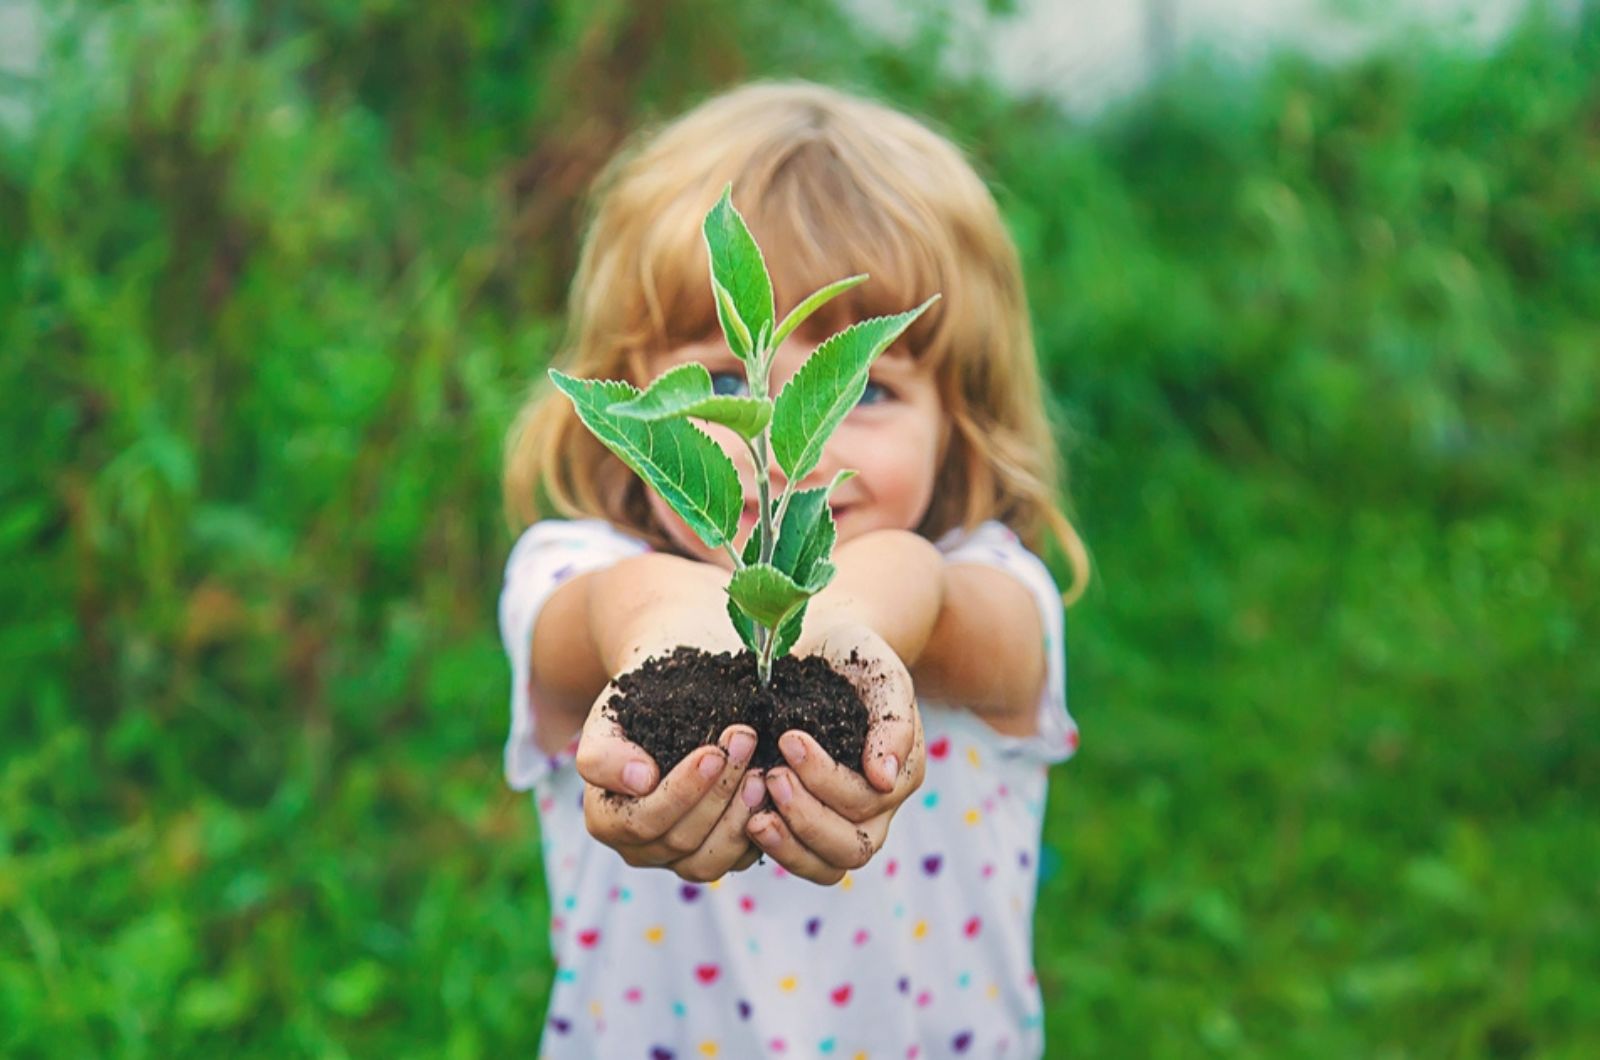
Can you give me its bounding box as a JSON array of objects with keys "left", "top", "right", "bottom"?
[
  {"left": 929, "top": 736, "right": 950, "bottom": 760},
  {"left": 831, "top": 984, "right": 852, "bottom": 1006},
  {"left": 577, "top": 929, "right": 600, "bottom": 948},
  {"left": 695, "top": 964, "right": 720, "bottom": 985}
]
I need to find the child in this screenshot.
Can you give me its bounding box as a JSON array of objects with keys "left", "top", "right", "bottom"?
[{"left": 499, "top": 81, "right": 1089, "bottom": 1059}]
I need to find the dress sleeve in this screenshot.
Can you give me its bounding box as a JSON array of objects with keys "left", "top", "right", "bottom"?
[
  {"left": 937, "top": 521, "right": 1080, "bottom": 764},
  {"left": 499, "top": 518, "right": 651, "bottom": 790}
]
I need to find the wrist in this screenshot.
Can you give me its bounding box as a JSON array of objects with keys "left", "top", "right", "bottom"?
[{"left": 592, "top": 554, "right": 738, "bottom": 675}]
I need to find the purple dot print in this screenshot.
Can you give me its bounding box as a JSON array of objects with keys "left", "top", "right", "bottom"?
[
  {"left": 922, "top": 854, "right": 943, "bottom": 877},
  {"left": 550, "top": 1017, "right": 571, "bottom": 1035},
  {"left": 952, "top": 1030, "right": 974, "bottom": 1053},
  {"left": 738, "top": 999, "right": 752, "bottom": 1020},
  {"left": 650, "top": 1048, "right": 675, "bottom": 1060},
  {"left": 680, "top": 883, "right": 703, "bottom": 903},
  {"left": 806, "top": 917, "right": 822, "bottom": 937},
  {"left": 897, "top": 976, "right": 910, "bottom": 994}
]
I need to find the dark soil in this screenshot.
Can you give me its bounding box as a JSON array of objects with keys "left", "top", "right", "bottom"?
[{"left": 606, "top": 647, "right": 869, "bottom": 774}]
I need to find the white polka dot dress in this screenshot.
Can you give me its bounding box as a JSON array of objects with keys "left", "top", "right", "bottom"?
[{"left": 500, "top": 519, "right": 1079, "bottom": 1059}]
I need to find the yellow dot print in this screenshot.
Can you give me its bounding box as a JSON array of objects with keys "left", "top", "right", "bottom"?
[
  {"left": 913, "top": 919, "right": 929, "bottom": 940},
  {"left": 964, "top": 808, "right": 981, "bottom": 825},
  {"left": 966, "top": 746, "right": 982, "bottom": 768},
  {"left": 699, "top": 1042, "right": 719, "bottom": 1057},
  {"left": 841, "top": 872, "right": 854, "bottom": 890},
  {"left": 708, "top": 879, "right": 723, "bottom": 891},
  {"left": 589, "top": 1000, "right": 603, "bottom": 1017},
  {"left": 987, "top": 983, "right": 1000, "bottom": 1000},
  {"left": 645, "top": 925, "right": 665, "bottom": 944},
  {"left": 854, "top": 1053, "right": 869, "bottom": 1060},
  {"left": 779, "top": 975, "right": 798, "bottom": 992}
]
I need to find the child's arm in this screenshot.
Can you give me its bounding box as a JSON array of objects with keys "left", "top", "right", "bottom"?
[
  {"left": 532, "top": 553, "right": 765, "bottom": 880},
  {"left": 529, "top": 553, "right": 742, "bottom": 757},
  {"left": 800, "top": 529, "right": 1048, "bottom": 732},
  {"left": 749, "top": 529, "right": 1048, "bottom": 882}
]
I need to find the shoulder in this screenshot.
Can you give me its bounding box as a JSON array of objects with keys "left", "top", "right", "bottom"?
[
  {"left": 508, "top": 517, "right": 653, "bottom": 562},
  {"left": 934, "top": 521, "right": 1060, "bottom": 598},
  {"left": 499, "top": 519, "right": 653, "bottom": 635}
]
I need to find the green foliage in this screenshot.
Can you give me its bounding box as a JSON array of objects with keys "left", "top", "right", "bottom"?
[
  {"left": 554, "top": 187, "right": 934, "bottom": 682},
  {"left": 703, "top": 185, "right": 776, "bottom": 360},
  {"left": 771, "top": 274, "right": 869, "bottom": 349},
  {"left": 549, "top": 371, "right": 743, "bottom": 550},
  {"left": 2, "top": 0, "right": 1597, "bottom": 1056},
  {"left": 769, "top": 471, "right": 854, "bottom": 589},
  {"left": 609, "top": 363, "right": 774, "bottom": 440},
  {"left": 769, "top": 298, "right": 938, "bottom": 483},
  {"left": 725, "top": 563, "right": 818, "bottom": 629}
]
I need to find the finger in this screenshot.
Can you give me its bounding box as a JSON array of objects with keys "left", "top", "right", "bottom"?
[
  {"left": 574, "top": 686, "right": 659, "bottom": 797},
  {"left": 730, "top": 844, "right": 763, "bottom": 873},
  {"left": 764, "top": 766, "right": 887, "bottom": 870},
  {"left": 669, "top": 764, "right": 767, "bottom": 882},
  {"left": 584, "top": 743, "right": 728, "bottom": 847},
  {"left": 746, "top": 809, "right": 845, "bottom": 886},
  {"left": 776, "top": 729, "right": 905, "bottom": 823},
  {"left": 654, "top": 726, "right": 758, "bottom": 860},
  {"left": 821, "top": 640, "right": 917, "bottom": 792}
]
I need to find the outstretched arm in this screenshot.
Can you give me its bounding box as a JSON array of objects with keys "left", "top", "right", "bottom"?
[
  {"left": 532, "top": 553, "right": 763, "bottom": 880},
  {"left": 750, "top": 527, "right": 1048, "bottom": 884},
  {"left": 529, "top": 553, "right": 741, "bottom": 755},
  {"left": 800, "top": 529, "right": 1047, "bottom": 735}
]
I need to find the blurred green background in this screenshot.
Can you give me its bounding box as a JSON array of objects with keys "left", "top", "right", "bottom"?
[{"left": 3, "top": 0, "right": 1597, "bottom": 1055}]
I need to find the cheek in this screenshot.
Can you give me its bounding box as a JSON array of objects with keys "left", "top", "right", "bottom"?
[{"left": 645, "top": 492, "right": 727, "bottom": 565}]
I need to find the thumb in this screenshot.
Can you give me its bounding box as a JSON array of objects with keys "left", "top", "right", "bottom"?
[{"left": 574, "top": 684, "right": 660, "bottom": 796}]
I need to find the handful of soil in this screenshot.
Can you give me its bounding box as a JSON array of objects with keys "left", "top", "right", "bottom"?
[{"left": 606, "top": 647, "right": 869, "bottom": 774}]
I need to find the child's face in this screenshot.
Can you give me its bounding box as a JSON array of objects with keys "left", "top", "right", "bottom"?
[{"left": 639, "top": 334, "right": 946, "bottom": 568}]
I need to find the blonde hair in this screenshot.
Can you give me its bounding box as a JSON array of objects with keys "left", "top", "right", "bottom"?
[{"left": 504, "top": 81, "right": 1089, "bottom": 603}]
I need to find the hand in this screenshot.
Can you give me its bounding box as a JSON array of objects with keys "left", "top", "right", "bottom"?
[
  {"left": 575, "top": 674, "right": 765, "bottom": 882},
  {"left": 747, "top": 622, "right": 925, "bottom": 885}
]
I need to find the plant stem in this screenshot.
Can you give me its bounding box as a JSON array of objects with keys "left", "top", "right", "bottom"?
[
  {"left": 747, "top": 347, "right": 778, "bottom": 684},
  {"left": 757, "top": 632, "right": 776, "bottom": 685}
]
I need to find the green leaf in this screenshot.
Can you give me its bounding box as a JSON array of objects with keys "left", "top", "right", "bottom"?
[
  {"left": 771, "top": 296, "right": 939, "bottom": 483},
  {"left": 727, "top": 597, "right": 760, "bottom": 653},
  {"left": 549, "top": 370, "right": 741, "bottom": 548},
  {"left": 713, "top": 281, "right": 753, "bottom": 360},
  {"left": 703, "top": 186, "right": 774, "bottom": 358},
  {"left": 609, "top": 363, "right": 772, "bottom": 439},
  {"left": 772, "top": 470, "right": 855, "bottom": 587},
  {"left": 726, "top": 598, "right": 807, "bottom": 657},
  {"left": 726, "top": 563, "right": 812, "bottom": 629},
  {"left": 771, "top": 274, "right": 869, "bottom": 349}
]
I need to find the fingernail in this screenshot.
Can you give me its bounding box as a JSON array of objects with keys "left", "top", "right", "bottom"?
[
  {"left": 751, "top": 819, "right": 777, "bottom": 845},
  {"left": 741, "top": 773, "right": 765, "bottom": 809},
  {"left": 884, "top": 754, "right": 900, "bottom": 784},
  {"left": 698, "top": 751, "right": 724, "bottom": 781},
  {"left": 769, "top": 772, "right": 793, "bottom": 807},
  {"left": 781, "top": 732, "right": 807, "bottom": 765},
  {"left": 728, "top": 730, "right": 756, "bottom": 766},
  {"left": 622, "top": 760, "right": 652, "bottom": 795}
]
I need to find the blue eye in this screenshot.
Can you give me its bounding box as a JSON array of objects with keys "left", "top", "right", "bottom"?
[
  {"left": 710, "top": 371, "right": 749, "bottom": 397},
  {"left": 857, "top": 380, "right": 892, "bottom": 407}
]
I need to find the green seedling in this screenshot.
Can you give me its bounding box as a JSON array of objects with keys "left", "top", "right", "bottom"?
[{"left": 551, "top": 186, "right": 937, "bottom": 685}]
